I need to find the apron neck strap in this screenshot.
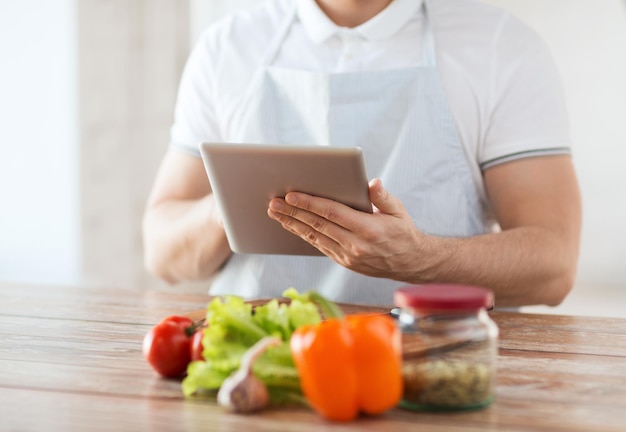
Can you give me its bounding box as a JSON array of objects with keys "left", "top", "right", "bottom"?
[{"left": 420, "top": 1, "right": 437, "bottom": 68}]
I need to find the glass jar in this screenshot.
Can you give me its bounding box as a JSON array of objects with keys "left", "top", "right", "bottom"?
[{"left": 393, "top": 284, "right": 499, "bottom": 411}]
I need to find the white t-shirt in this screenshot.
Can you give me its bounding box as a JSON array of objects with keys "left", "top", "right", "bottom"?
[{"left": 170, "top": 0, "right": 571, "bottom": 184}]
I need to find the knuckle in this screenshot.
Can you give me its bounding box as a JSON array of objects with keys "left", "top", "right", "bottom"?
[
  {"left": 349, "top": 244, "right": 367, "bottom": 258},
  {"left": 359, "top": 228, "right": 378, "bottom": 244},
  {"left": 280, "top": 218, "right": 298, "bottom": 234},
  {"left": 359, "top": 227, "right": 375, "bottom": 242},
  {"left": 323, "top": 206, "right": 340, "bottom": 221},
  {"left": 280, "top": 216, "right": 294, "bottom": 228},
  {"left": 342, "top": 250, "right": 366, "bottom": 268},
  {"left": 287, "top": 206, "right": 299, "bottom": 218},
  {"left": 304, "top": 229, "right": 318, "bottom": 243},
  {"left": 348, "top": 241, "right": 375, "bottom": 259},
  {"left": 342, "top": 255, "right": 357, "bottom": 268},
  {"left": 311, "top": 217, "right": 326, "bottom": 231}
]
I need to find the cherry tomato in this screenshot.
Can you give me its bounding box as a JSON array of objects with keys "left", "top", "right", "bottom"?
[
  {"left": 143, "top": 315, "right": 195, "bottom": 378},
  {"left": 190, "top": 329, "right": 205, "bottom": 361}
]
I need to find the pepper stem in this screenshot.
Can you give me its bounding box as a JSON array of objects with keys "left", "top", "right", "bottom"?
[
  {"left": 309, "top": 292, "right": 344, "bottom": 320},
  {"left": 282, "top": 287, "right": 344, "bottom": 320}
]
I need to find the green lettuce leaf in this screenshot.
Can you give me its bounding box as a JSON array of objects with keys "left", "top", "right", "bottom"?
[{"left": 182, "top": 288, "right": 326, "bottom": 402}]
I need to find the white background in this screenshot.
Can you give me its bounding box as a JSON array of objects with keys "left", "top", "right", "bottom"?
[{"left": 0, "top": 0, "right": 79, "bottom": 284}]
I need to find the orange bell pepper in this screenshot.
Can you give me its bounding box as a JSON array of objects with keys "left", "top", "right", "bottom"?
[{"left": 290, "top": 313, "right": 403, "bottom": 422}]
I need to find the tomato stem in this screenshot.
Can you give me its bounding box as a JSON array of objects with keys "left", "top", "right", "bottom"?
[{"left": 184, "top": 319, "right": 206, "bottom": 337}]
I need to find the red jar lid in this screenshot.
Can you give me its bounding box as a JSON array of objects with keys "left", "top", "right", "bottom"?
[{"left": 394, "top": 284, "right": 494, "bottom": 311}]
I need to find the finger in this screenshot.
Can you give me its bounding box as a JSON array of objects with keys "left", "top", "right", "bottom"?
[
  {"left": 368, "top": 178, "right": 404, "bottom": 216},
  {"left": 269, "top": 196, "right": 344, "bottom": 237},
  {"left": 275, "top": 195, "right": 380, "bottom": 260},
  {"left": 282, "top": 192, "right": 364, "bottom": 233},
  {"left": 267, "top": 203, "right": 341, "bottom": 252}
]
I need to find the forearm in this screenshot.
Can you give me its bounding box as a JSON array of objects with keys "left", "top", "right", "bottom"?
[
  {"left": 142, "top": 195, "right": 231, "bottom": 284},
  {"left": 407, "top": 226, "right": 578, "bottom": 307}
]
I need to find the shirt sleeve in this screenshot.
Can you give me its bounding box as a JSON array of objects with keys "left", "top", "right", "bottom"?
[
  {"left": 169, "top": 30, "right": 221, "bottom": 158},
  {"left": 479, "top": 15, "right": 571, "bottom": 170}
]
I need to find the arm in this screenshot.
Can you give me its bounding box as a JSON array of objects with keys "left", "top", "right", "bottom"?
[
  {"left": 142, "top": 149, "right": 231, "bottom": 284},
  {"left": 267, "top": 155, "right": 581, "bottom": 307}
]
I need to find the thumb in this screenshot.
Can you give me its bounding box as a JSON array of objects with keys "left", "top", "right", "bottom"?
[{"left": 368, "top": 178, "right": 403, "bottom": 216}]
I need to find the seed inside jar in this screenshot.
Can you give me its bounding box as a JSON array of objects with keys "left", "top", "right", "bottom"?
[{"left": 402, "top": 359, "right": 493, "bottom": 409}]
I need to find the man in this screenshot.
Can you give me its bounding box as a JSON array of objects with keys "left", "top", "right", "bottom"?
[{"left": 143, "top": 0, "right": 581, "bottom": 307}]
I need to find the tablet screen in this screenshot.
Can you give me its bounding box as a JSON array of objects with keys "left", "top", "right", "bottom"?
[{"left": 200, "top": 143, "right": 372, "bottom": 255}]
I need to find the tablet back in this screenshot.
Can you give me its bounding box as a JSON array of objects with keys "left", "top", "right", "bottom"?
[{"left": 199, "top": 143, "right": 372, "bottom": 255}]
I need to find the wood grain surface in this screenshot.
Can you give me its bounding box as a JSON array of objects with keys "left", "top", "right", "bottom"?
[{"left": 1, "top": 281, "right": 625, "bottom": 431}]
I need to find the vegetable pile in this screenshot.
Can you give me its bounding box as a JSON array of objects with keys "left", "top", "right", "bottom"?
[{"left": 142, "top": 288, "right": 403, "bottom": 422}]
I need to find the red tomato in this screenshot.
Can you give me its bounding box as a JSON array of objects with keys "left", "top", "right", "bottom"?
[
  {"left": 143, "top": 315, "right": 195, "bottom": 378},
  {"left": 190, "top": 329, "right": 205, "bottom": 361}
]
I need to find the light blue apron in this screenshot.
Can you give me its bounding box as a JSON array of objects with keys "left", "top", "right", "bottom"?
[{"left": 210, "top": 1, "right": 494, "bottom": 305}]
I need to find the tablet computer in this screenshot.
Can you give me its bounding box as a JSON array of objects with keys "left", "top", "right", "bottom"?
[{"left": 199, "top": 143, "right": 372, "bottom": 255}]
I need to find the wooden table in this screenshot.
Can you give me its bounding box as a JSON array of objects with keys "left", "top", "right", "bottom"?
[{"left": 1, "top": 281, "right": 625, "bottom": 431}]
